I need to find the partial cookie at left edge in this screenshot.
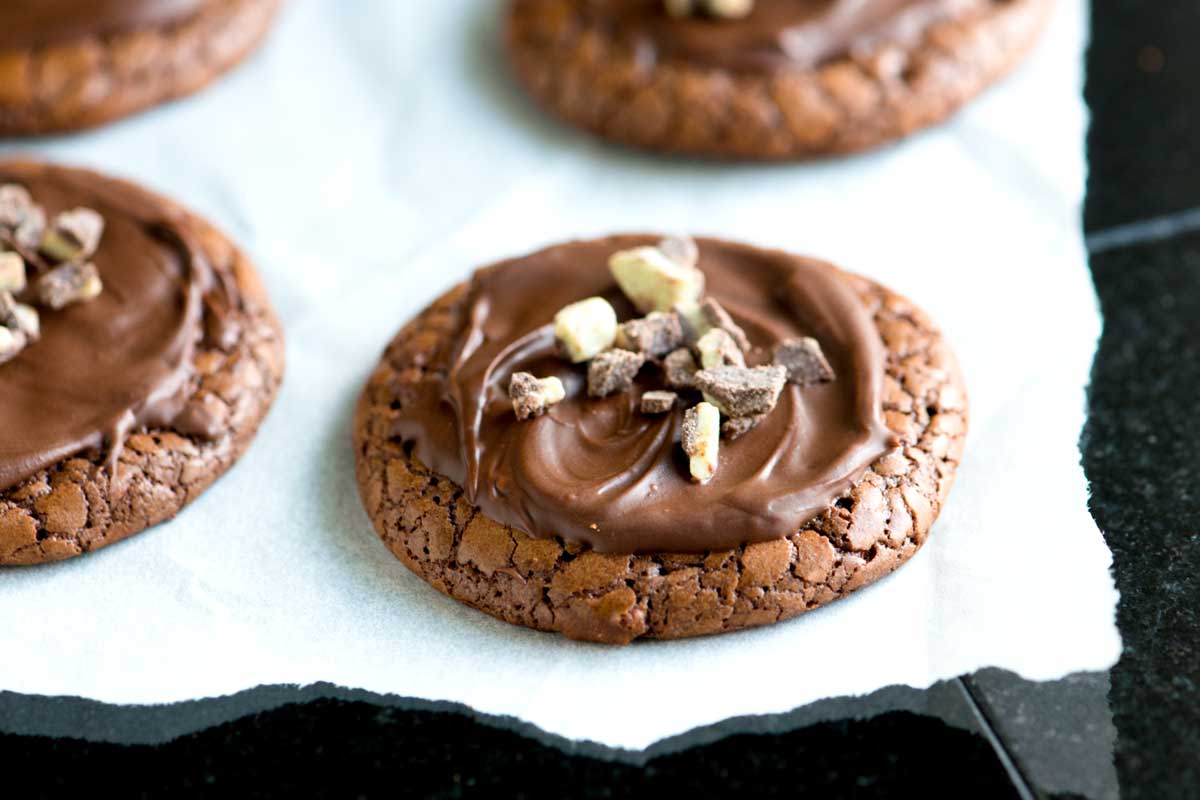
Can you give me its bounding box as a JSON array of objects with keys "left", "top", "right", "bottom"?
[
  {"left": 0, "top": 0, "right": 282, "bottom": 136},
  {"left": 0, "top": 161, "right": 285, "bottom": 566}
]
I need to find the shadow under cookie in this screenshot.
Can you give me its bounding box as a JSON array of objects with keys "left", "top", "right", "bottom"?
[{"left": 354, "top": 235, "right": 967, "bottom": 644}]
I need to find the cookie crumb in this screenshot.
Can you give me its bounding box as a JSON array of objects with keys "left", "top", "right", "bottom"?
[
  {"left": 694, "top": 365, "right": 787, "bottom": 417},
  {"left": 640, "top": 390, "right": 678, "bottom": 414},
  {"left": 510, "top": 372, "right": 566, "bottom": 420},
  {"left": 0, "top": 185, "right": 36, "bottom": 228},
  {"left": 682, "top": 402, "right": 720, "bottom": 483},
  {"left": 773, "top": 337, "right": 836, "bottom": 386},
  {"left": 588, "top": 349, "right": 646, "bottom": 398}
]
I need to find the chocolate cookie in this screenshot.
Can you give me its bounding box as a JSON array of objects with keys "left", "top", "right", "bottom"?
[
  {"left": 0, "top": 0, "right": 281, "bottom": 136},
  {"left": 505, "top": 0, "right": 1054, "bottom": 159},
  {"left": 354, "top": 235, "right": 967, "bottom": 643},
  {"left": 0, "top": 161, "right": 284, "bottom": 565}
]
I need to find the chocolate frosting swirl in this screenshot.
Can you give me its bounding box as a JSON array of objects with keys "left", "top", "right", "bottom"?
[
  {"left": 601, "top": 0, "right": 986, "bottom": 70},
  {"left": 0, "top": 0, "right": 206, "bottom": 49},
  {"left": 0, "top": 162, "right": 231, "bottom": 492},
  {"left": 392, "top": 237, "right": 897, "bottom": 554}
]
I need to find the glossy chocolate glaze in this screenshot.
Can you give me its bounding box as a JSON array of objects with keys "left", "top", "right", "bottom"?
[
  {"left": 599, "top": 0, "right": 986, "bottom": 70},
  {"left": 391, "top": 236, "right": 897, "bottom": 554},
  {"left": 0, "top": 162, "right": 232, "bottom": 492},
  {"left": 0, "top": 0, "right": 206, "bottom": 49}
]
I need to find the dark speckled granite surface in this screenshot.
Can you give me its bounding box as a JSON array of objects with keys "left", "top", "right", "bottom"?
[
  {"left": 3, "top": 1, "right": 1199, "bottom": 796},
  {"left": 2, "top": 703, "right": 1024, "bottom": 798},
  {"left": 1085, "top": 233, "right": 1200, "bottom": 796},
  {"left": 1085, "top": 0, "right": 1200, "bottom": 231}
]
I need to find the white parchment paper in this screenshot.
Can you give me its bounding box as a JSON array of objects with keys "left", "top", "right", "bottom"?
[{"left": 0, "top": 0, "right": 1119, "bottom": 750}]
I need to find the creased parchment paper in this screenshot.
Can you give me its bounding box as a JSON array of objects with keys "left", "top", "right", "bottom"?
[{"left": 0, "top": 0, "right": 1118, "bottom": 750}]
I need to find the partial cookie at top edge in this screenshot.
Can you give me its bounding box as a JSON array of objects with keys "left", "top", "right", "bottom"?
[
  {"left": 0, "top": 0, "right": 282, "bottom": 136},
  {"left": 353, "top": 241, "right": 968, "bottom": 644},
  {"left": 0, "top": 162, "right": 285, "bottom": 566},
  {"left": 504, "top": 0, "right": 1055, "bottom": 160}
]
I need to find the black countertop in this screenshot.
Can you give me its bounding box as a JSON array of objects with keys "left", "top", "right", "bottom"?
[{"left": 3, "top": 1, "right": 1199, "bottom": 796}]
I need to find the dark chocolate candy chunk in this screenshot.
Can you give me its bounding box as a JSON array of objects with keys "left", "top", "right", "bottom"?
[
  {"left": 41, "top": 208, "right": 105, "bottom": 263},
  {"left": 773, "top": 337, "right": 836, "bottom": 386},
  {"left": 700, "top": 298, "right": 751, "bottom": 353},
  {"left": 0, "top": 184, "right": 37, "bottom": 229},
  {"left": 640, "top": 390, "right": 678, "bottom": 414},
  {"left": 615, "top": 311, "right": 684, "bottom": 359},
  {"left": 14, "top": 207, "right": 46, "bottom": 252},
  {"left": 36, "top": 262, "right": 102, "bottom": 309},
  {"left": 588, "top": 349, "right": 646, "bottom": 398},
  {"left": 509, "top": 372, "right": 541, "bottom": 421},
  {"left": 694, "top": 364, "right": 787, "bottom": 417},
  {"left": 722, "top": 414, "right": 764, "bottom": 440},
  {"left": 509, "top": 371, "right": 565, "bottom": 421},
  {"left": 0, "top": 184, "right": 46, "bottom": 254},
  {"left": 662, "top": 347, "right": 698, "bottom": 389}
]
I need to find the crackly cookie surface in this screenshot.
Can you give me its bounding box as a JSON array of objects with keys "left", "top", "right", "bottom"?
[
  {"left": 0, "top": 161, "right": 284, "bottom": 566},
  {"left": 0, "top": 0, "right": 280, "bottom": 135},
  {"left": 355, "top": 236, "right": 967, "bottom": 643},
  {"left": 505, "top": 0, "right": 1055, "bottom": 159}
]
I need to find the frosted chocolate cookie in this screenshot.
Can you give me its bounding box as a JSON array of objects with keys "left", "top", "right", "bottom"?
[
  {"left": 0, "top": 160, "right": 284, "bottom": 565},
  {"left": 505, "top": 0, "right": 1054, "bottom": 159},
  {"left": 0, "top": 0, "right": 282, "bottom": 136},
  {"left": 355, "top": 235, "right": 967, "bottom": 643}
]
